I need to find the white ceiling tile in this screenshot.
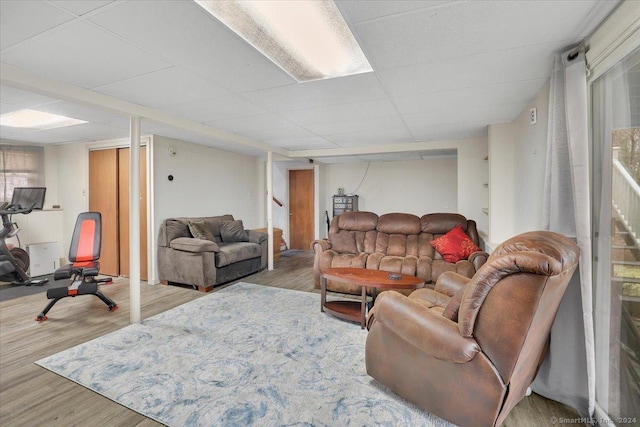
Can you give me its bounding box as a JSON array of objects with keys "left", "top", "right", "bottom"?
[
  {"left": 96, "top": 67, "right": 231, "bottom": 108},
  {"left": 30, "top": 100, "right": 126, "bottom": 123},
  {"left": 1, "top": 22, "right": 173, "bottom": 88},
  {"left": 0, "top": 102, "right": 23, "bottom": 115},
  {"left": 402, "top": 102, "right": 528, "bottom": 128},
  {"left": 327, "top": 126, "right": 415, "bottom": 147},
  {"left": 0, "top": 86, "right": 60, "bottom": 107},
  {"left": 354, "top": 1, "right": 605, "bottom": 69},
  {"left": 337, "top": 1, "right": 455, "bottom": 24},
  {"left": 209, "top": 114, "right": 297, "bottom": 134},
  {"left": 281, "top": 98, "right": 400, "bottom": 127},
  {"left": 303, "top": 115, "right": 406, "bottom": 135},
  {"left": 243, "top": 73, "right": 387, "bottom": 112},
  {"left": 88, "top": 0, "right": 294, "bottom": 92},
  {"left": 163, "top": 95, "right": 267, "bottom": 124},
  {"left": 410, "top": 123, "right": 488, "bottom": 141},
  {"left": 377, "top": 40, "right": 577, "bottom": 98},
  {"left": 393, "top": 79, "right": 547, "bottom": 115},
  {"left": 0, "top": 0, "right": 74, "bottom": 50},
  {"left": 51, "top": 1, "right": 114, "bottom": 16}
]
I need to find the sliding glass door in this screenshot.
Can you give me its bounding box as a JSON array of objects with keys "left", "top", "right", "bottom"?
[{"left": 592, "top": 45, "right": 640, "bottom": 422}]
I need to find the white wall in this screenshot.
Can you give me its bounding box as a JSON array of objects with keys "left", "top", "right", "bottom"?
[
  {"left": 323, "top": 157, "right": 458, "bottom": 217},
  {"left": 488, "top": 82, "right": 550, "bottom": 246},
  {"left": 152, "top": 135, "right": 264, "bottom": 227}
]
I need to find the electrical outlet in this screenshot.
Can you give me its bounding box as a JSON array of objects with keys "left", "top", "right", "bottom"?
[{"left": 530, "top": 108, "right": 537, "bottom": 125}]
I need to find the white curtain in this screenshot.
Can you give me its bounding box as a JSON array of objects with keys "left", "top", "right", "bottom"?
[{"left": 533, "top": 49, "right": 595, "bottom": 417}]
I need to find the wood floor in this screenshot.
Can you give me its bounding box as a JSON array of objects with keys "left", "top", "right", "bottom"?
[{"left": 0, "top": 252, "right": 582, "bottom": 426}]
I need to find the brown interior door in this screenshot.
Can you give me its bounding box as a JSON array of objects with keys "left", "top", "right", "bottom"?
[
  {"left": 88, "top": 149, "right": 119, "bottom": 276},
  {"left": 289, "top": 169, "right": 314, "bottom": 250},
  {"left": 118, "top": 147, "right": 148, "bottom": 280}
]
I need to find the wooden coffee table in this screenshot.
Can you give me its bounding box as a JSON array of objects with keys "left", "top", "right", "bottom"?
[{"left": 320, "top": 267, "right": 425, "bottom": 329}]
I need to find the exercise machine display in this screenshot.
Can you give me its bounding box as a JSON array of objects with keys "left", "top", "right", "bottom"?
[{"left": 0, "top": 202, "right": 49, "bottom": 286}]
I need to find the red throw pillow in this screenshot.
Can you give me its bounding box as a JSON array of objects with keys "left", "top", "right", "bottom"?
[{"left": 430, "top": 225, "right": 481, "bottom": 263}]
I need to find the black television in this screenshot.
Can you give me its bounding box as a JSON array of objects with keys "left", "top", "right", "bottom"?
[{"left": 11, "top": 187, "right": 46, "bottom": 210}]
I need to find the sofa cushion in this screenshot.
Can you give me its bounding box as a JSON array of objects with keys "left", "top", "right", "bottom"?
[
  {"left": 170, "top": 237, "right": 220, "bottom": 253},
  {"left": 430, "top": 225, "right": 481, "bottom": 263},
  {"left": 165, "top": 219, "right": 191, "bottom": 243},
  {"left": 378, "top": 213, "right": 421, "bottom": 234},
  {"left": 220, "top": 220, "right": 249, "bottom": 243},
  {"left": 420, "top": 213, "right": 468, "bottom": 234},
  {"left": 188, "top": 219, "right": 216, "bottom": 241},
  {"left": 216, "top": 242, "right": 262, "bottom": 267}
]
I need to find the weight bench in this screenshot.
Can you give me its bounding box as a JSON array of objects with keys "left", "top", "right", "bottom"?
[{"left": 36, "top": 212, "right": 117, "bottom": 322}]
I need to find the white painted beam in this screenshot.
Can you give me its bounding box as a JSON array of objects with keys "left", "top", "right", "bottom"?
[{"left": 266, "top": 151, "right": 274, "bottom": 271}]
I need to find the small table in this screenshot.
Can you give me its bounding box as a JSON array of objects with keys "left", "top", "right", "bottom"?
[{"left": 320, "top": 268, "right": 425, "bottom": 329}]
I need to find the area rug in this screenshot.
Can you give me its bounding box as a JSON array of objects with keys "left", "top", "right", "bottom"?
[{"left": 36, "top": 282, "right": 452, "bottom": 426}]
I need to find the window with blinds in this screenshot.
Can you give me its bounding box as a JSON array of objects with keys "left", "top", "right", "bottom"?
[{"left": 0, "top": 145, "right": 45, "bottom": 202}]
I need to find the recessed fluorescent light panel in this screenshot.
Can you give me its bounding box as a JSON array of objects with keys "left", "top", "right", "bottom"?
[
  {"left": 0, "top": 109, "right": 87, "bottom": 130},
  {"left": 194, "top": 0, "right": 373, "bottom": 82}
]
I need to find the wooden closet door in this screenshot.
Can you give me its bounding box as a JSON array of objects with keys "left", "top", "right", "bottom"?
[
  {"left": 118, "top": 147, "right": 148, "bottom": 280},
  {"left": 88, "top": 149, "right": 119, "bottom": 276}
]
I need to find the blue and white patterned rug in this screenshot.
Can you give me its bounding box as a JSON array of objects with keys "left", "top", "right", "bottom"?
[{"left": 36, "top": 282, "right": 452, "bottom": 426}]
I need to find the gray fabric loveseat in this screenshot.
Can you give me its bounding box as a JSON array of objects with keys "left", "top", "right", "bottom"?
[{"left": 158, "top": 215, "right": 267, "bottom": 292}]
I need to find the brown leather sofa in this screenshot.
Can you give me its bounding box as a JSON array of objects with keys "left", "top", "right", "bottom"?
[
  {"left": 365, "top": 230, "right": 580, "bottom": 427},
  {"left": 312, "top": 211, "right": 488, "bottom": 295}
]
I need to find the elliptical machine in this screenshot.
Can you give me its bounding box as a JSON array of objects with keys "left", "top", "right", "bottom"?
[{"left": 0, "top": 202, "right": 49, "bottom": 286}]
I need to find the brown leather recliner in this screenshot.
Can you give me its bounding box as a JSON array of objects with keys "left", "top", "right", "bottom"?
[{"left": 365, "top": 231, "right": 580, "bottom": 427}]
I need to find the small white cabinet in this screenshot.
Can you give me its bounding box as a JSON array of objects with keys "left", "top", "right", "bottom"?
[{"left": 26, "top": 241, "right": 61, "bottom": 277}]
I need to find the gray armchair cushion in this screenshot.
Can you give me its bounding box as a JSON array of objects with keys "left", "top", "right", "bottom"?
[
  {"left": 170, "top": 237, "right": 220, "bottom": 253},
  {"left": 188, "top": 219, "right": 216, "bottom": 242},
  {"left": 220, "top": 220, "right": 249, "bottom": 243}
]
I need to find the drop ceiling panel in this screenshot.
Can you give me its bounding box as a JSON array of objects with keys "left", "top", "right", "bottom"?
[
  {"left": 280, "top": 98, "right": 400, "bottom": 127},
  {"left": 163, "top": 95, "right": 267, "bottom": 124},
  {"left": 88, "top": 0, "right": 294, "bottom": 93},
  {"left": 302, "top": 115, "right": 406, "bottom": 136},
  {"left": 242, "top": 73, "right": 387, "bottom": 112},
  {"left": 208, "top": 114, "right": 299, "bottom": 136},
  {"left": 52, "top": 1, "right": 114, "bottom": 16},
  {"left": 358, "top": 152, "right": 420, "bottom": 162},
  {"left": 0, "top": 86, "right": 60, "bottom": 107},
  {"left": 393, "top": 78, "right": 547, "bottom": 115},
  {"left": 402, "top": 102, "right": 528, "bottom": 128},
  {"left": 337, "top": 0, "right": 455, "bottom": 24},
  {"left": 0, "top": 102, "right": 22, "bottom": 115},
  {"left": 377, "top": 40, "right": 577, "bottom": 99},
  {"left": 0, "top": 1, "right": 73, "bottom": 50},
  {"left": 327, "top": 126, "right": 415, "bottom": 147},
  {"left": 96, "top": 67, "right": 231, "bottom": 108},
  {"left": 30, "top": 99, "right": 127, "bottom": 123},
  {"left": 354, "top": 1, "right": 604, "bottom": 69},
  {"left": 1, "top": 21, "right": 173, "bottom": 88},
  {"left": 410, "top": 123, "right": 488, "bottom": 141}
]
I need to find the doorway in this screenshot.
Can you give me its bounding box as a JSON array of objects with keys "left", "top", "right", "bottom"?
[
  {"left": 288, "top": 169, "right": 314, "bottom": 250},
  {"left": 88, "top": 147, "right": 148, "bottom": 280}
]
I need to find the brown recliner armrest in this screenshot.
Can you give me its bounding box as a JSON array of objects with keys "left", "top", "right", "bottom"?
[
  {"left": 311, "top": 239, "right": 332, "bottom": 252},
  {"left": 434, "top": 271, "right": 471, "bottom": 297},
  {"left": 369, "top": 291, "right": 480, "bottom": 363},
  {"left": 468, "top": 250, "right": 489, "bottom": 271}
]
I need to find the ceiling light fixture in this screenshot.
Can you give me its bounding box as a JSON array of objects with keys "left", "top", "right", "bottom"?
[
  {"left": 194, "top": 0, "right": 373, "bottom": 82},
  {"left": 0, "top": 109, "right": 87, "bottom": 130}
]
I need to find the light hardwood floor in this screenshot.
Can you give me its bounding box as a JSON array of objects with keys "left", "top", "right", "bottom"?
[{"left": 0, "top": 252, "right": 582, "bottom": 426}]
